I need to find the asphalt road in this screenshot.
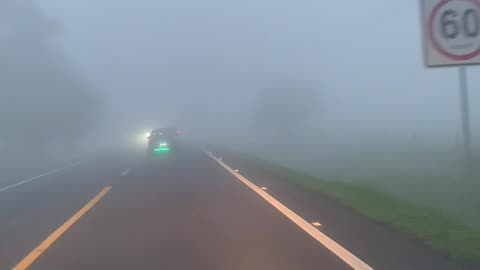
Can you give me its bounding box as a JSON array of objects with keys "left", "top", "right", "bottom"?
[{"left": 0, "top": 147, "right": 477, "bottom": 270}]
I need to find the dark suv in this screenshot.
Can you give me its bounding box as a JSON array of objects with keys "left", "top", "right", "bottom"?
[{"left": 147, "top": 128, "right": 182, "bottom": 155}]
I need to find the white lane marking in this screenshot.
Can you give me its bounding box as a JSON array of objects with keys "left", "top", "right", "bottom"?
[
  {"left": 261, "top": 186, "right": 268, "bottom": 190},
  {"left": 121, "top": 168, "right": 131, "bottom": 176},
  {"left": 312, "top": 222, "right": 322, "bottom": 227},
  {"left": 205, "top": 152, "right": 374, "bottom": 270},
  {"left": 0, "top": 162, "right": 81, "bottom": 193}
]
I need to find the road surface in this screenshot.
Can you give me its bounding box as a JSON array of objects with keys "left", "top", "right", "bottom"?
[{"left": 0, "top": 147, "right": 476, "bottom": 269}]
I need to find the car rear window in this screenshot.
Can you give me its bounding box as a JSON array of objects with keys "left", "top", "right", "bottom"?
[{"left": 151, "top": 129, "right": 174, "bottom": 137}]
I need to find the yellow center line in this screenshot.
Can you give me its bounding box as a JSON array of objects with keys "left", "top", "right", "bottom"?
[{"left": 12, "top": 186, "right": 112, "bottom": 270}]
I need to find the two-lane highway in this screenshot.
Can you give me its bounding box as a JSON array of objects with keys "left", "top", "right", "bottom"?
[
  {"left": 0, "top": 148, "right": 364, "bottom": 270},
  {"left": 0, "top": 147, "right": 476, "bottom": 269}
]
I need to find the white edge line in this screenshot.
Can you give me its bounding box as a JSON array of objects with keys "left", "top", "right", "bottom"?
[
  {"left": 0, "top": 161, "right": 81, "bottom": 192},
  {"left": 205, "top": 151, "right": 374, "bottom": 270}
]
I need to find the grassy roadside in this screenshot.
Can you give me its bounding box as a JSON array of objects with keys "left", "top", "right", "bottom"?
[{"left": 246, "top": 157, "right": 480, "bottom": 262}]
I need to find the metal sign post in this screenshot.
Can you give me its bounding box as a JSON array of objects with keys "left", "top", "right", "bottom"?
[
  {"left": 421, "top": 0, "right": 477, "bottom": 175},
  {"left": 459, "top": 67, "right": 473, "bottom": 173}
]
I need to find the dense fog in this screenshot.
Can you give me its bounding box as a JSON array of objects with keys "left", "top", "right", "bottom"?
[{"left": 2, "top": 0, "right": 479, "bottom": 223}]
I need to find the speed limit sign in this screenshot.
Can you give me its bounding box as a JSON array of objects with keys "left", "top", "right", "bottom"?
[
  {"left": 422, "top": 0, "right": 480, "bottom": 66},
  {"left": 421, "top": 0, "right": 476, "bottom": 175}
]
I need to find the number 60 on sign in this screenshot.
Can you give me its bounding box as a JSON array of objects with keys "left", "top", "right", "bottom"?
[{"left": 421, "top": 0, "right": 480, "bottom": 66}]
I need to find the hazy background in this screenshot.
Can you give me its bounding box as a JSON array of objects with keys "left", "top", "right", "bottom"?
[
  {"left": 1, "top": 1, "right": 479, "bottom": 224},
  {"left": 31, "top": 0, "right": 480, "bottom": 146}
]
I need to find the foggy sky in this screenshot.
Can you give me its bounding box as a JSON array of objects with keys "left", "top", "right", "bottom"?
[{"left": 35, "top": 0, "right": 480, "bottom": 148}]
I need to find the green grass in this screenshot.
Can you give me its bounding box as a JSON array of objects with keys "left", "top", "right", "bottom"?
[{"left": 247, "top": 157, "right": 480, "bottom": 262}]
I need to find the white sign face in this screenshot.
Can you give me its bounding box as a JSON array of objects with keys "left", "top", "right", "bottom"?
[{"left": 422, "top": 0, "right": 480, "bottom": 66}]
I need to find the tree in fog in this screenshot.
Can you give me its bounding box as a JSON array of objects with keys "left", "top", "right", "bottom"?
[
  {"left": 252, "top": 81, "right": 319, "bottom": 138},
  {"left": 0, "top": 0, "right": 100, "bottom": 154}
]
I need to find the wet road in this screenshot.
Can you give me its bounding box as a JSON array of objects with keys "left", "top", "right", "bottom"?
[{"left": 0, "top": 147, "right": 475, "bottom": 269}]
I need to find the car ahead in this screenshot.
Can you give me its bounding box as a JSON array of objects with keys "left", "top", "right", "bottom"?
[{"left": 147, "top": 128, "right": 182, "bottom": 155}]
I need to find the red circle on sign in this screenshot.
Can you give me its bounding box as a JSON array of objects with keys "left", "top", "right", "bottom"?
[{"left": 429, "top": 0, "right": 480, "bottom": 60}]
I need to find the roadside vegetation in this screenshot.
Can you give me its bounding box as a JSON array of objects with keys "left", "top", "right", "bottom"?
[{"left": 242, "top": 152, "right": 480, "bottom": 262}]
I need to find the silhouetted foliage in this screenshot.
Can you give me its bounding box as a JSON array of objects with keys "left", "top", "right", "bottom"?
[
  {"left": 0, "top": 0, "right": 100, "bottom": 153},
  {"left": 253, "top": 81, "right": 319, "bottom": 136}
]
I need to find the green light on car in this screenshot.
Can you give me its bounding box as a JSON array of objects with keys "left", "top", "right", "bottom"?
[{"left": 154, "top": 148, "right": 170, "bottom": 152}]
